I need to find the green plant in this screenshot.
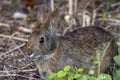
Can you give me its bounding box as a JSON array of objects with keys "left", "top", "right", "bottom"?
[
  {"left": 46, "top": 65, "right": 84, "bottom": 80},
  {"left": 114, "top": 51, "right": 120, "bottom": 80},
  {"left": 46, "top": 65, "right": 113, "bottom": 80},
  {"left": 113, "top": 55, "right": 120, "bottom": 66},
  {"left": 115, "top": 69, "right": 120, "bottom": 80},
  {"left": 113, "top": 32, "right": 120, "bottom": 80},
  {"left": 95, "top": 41, "right": 111, "bottom": 76},
  {"left": 113, "top": 58, "right": 120, "bottom": 80}
]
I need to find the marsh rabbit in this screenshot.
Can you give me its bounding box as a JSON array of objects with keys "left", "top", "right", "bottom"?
[{"left": 27, "top": 8, "right": 118, "bottom": 79}]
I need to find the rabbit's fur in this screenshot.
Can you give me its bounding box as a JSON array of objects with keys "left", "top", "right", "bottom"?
[{"left": 27, "top": 8, "right": 118, "bottom": 79}]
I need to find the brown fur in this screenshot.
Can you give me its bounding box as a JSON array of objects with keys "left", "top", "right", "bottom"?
[{"left": 27, "top": 9, "right": 118, "bottom": 79}]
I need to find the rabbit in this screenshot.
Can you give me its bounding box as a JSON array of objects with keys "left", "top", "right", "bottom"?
[{"left": 27, "top": 8, "right": 118, "bottom": 79}]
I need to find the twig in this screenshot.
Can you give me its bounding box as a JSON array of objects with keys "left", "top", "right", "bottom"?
[
  {"left": 4, "top": 65, "right": 14, "bottom": 80},
  {"left": 108, "top": 22, "right": 120, "bottom": 26},
  {"left": 97, "top": 18, "right": 120, "bottom": 23},
  {"left": 82, "top": 11, "right": 91, "bottom": 27},
  {"left": 12, "top": 40, "right": 33, "bottom": 65},
  {"left": 0, "top": 22, "right": 10, "bottom": 27},
  {"left": 96, "top": 2, "right": 106, "bottom": 11},
  {"left": 18, "top": 26, "right": 32, "bottom": 33},
  {"left": 21, "top": 62, "right": 34, "bottom": 70},
  {"left": 117, "top": 42, "right": 120, "bottom": 46},
  {"left": 0, "top": 22, "right": 32, "bottom": 33},
  {"left": 91, "top": 10, "right": 97, "bottom": 25},
  {"left": 74, "top": 0, "right": 77, "bottom": 13},
  {"left": 0, "top": 69, "right": 36, "bottom": 73},
  {"left": 0, "top": 34, "right": 28, "bottom": 42},
  {"left": 0, "top": 43, "right": 26, "bottom": 57},
  {"left": 0, "top": 74, "right": 36, "bottom": 79},
  {"left": 111, "top": 2, "right": 120, "bottom": 7},
  {"left": 69, "top": 0, "right": 73, "bottom": 15},
  {"left": 51, "top": 0, "right": 54, "bottom": 11},
  {"left": 0, "top": 69, "right": 37, "bottom": 79},
  {"left": 0, "top": 74, "right": 18, "bottom": 77}
]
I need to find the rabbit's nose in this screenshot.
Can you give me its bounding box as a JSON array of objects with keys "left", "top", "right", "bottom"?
[{"left": 30, "top": 54, "right": 42, "bottom": 60}]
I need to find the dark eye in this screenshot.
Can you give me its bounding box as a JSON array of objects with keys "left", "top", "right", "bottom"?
[{"left": 39, "top": 37, "right": 44, "bottom": 43}]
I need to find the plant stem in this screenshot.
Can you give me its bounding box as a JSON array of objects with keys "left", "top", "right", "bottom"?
[
  {"left": 51, "top": 0, "right": 54, "bottom": 11},
  {"left": 97, "top": 41, "right": 111, "bottom": 77},
  {"left": 69, "top": 0, "right": 73, "bottom": 15}
]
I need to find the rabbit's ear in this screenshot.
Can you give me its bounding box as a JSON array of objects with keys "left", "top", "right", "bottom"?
[
  {"left": 37, "top": 5, "right": 46, "bottom": 23},
  {"left": 32, "top": 8, "right": 59, "bottom": 35},
  {"left": 32, "top": 5, "right": 46, "bottom": 35},
  {"left": 43, "top": 8, "right": 59, "bottom": 24},
  {"left": 41, "top": 8, "right": 59, "bottom": 33}
]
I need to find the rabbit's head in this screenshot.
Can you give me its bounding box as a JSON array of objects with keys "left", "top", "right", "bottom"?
[{"left": 27, "top": 8, "right": 59, "bottom": 60}]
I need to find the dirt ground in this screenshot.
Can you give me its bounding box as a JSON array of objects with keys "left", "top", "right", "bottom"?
[{"left": 0, "top": 0, "right": 120, "bottom": 80}]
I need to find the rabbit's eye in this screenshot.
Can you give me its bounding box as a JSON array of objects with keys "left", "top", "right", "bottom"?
[{"left": 39, "top": 37, "right": 44, "bottom": 43}]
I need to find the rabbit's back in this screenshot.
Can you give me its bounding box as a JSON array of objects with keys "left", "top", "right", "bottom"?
[{"left": 51, "top": 26, "right": 117, "bottom": 72}]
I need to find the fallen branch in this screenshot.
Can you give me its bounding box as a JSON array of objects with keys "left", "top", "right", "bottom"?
[
  {"left": 0, "top": 69, "right": 36, "bottom": 74},
  {"left": 0, "top": 22, "right": 32, "bottom": 33},
  {"left": 117, "top": 42, "right": 120, "bottom": 46},
  {"left": 0, "top": 43, "right": 26, "bottom": 57},
  {"left": 0, "top": 22, "right": 10, "bottom": 27},
  {"left": 0, "top": 34, "right": 28, "bottom": 42},
  {"left": 111, "top": 2, "right": 120, "bottom": 7},
  {"left": 0, "top": 74, "right": 36, "bottom": 79},
  {"left": 97, "top": 18, "right": 120, "bottom": 23},
  {"left": 18, "top": 26, "right": 32, "bottom": 33}
]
